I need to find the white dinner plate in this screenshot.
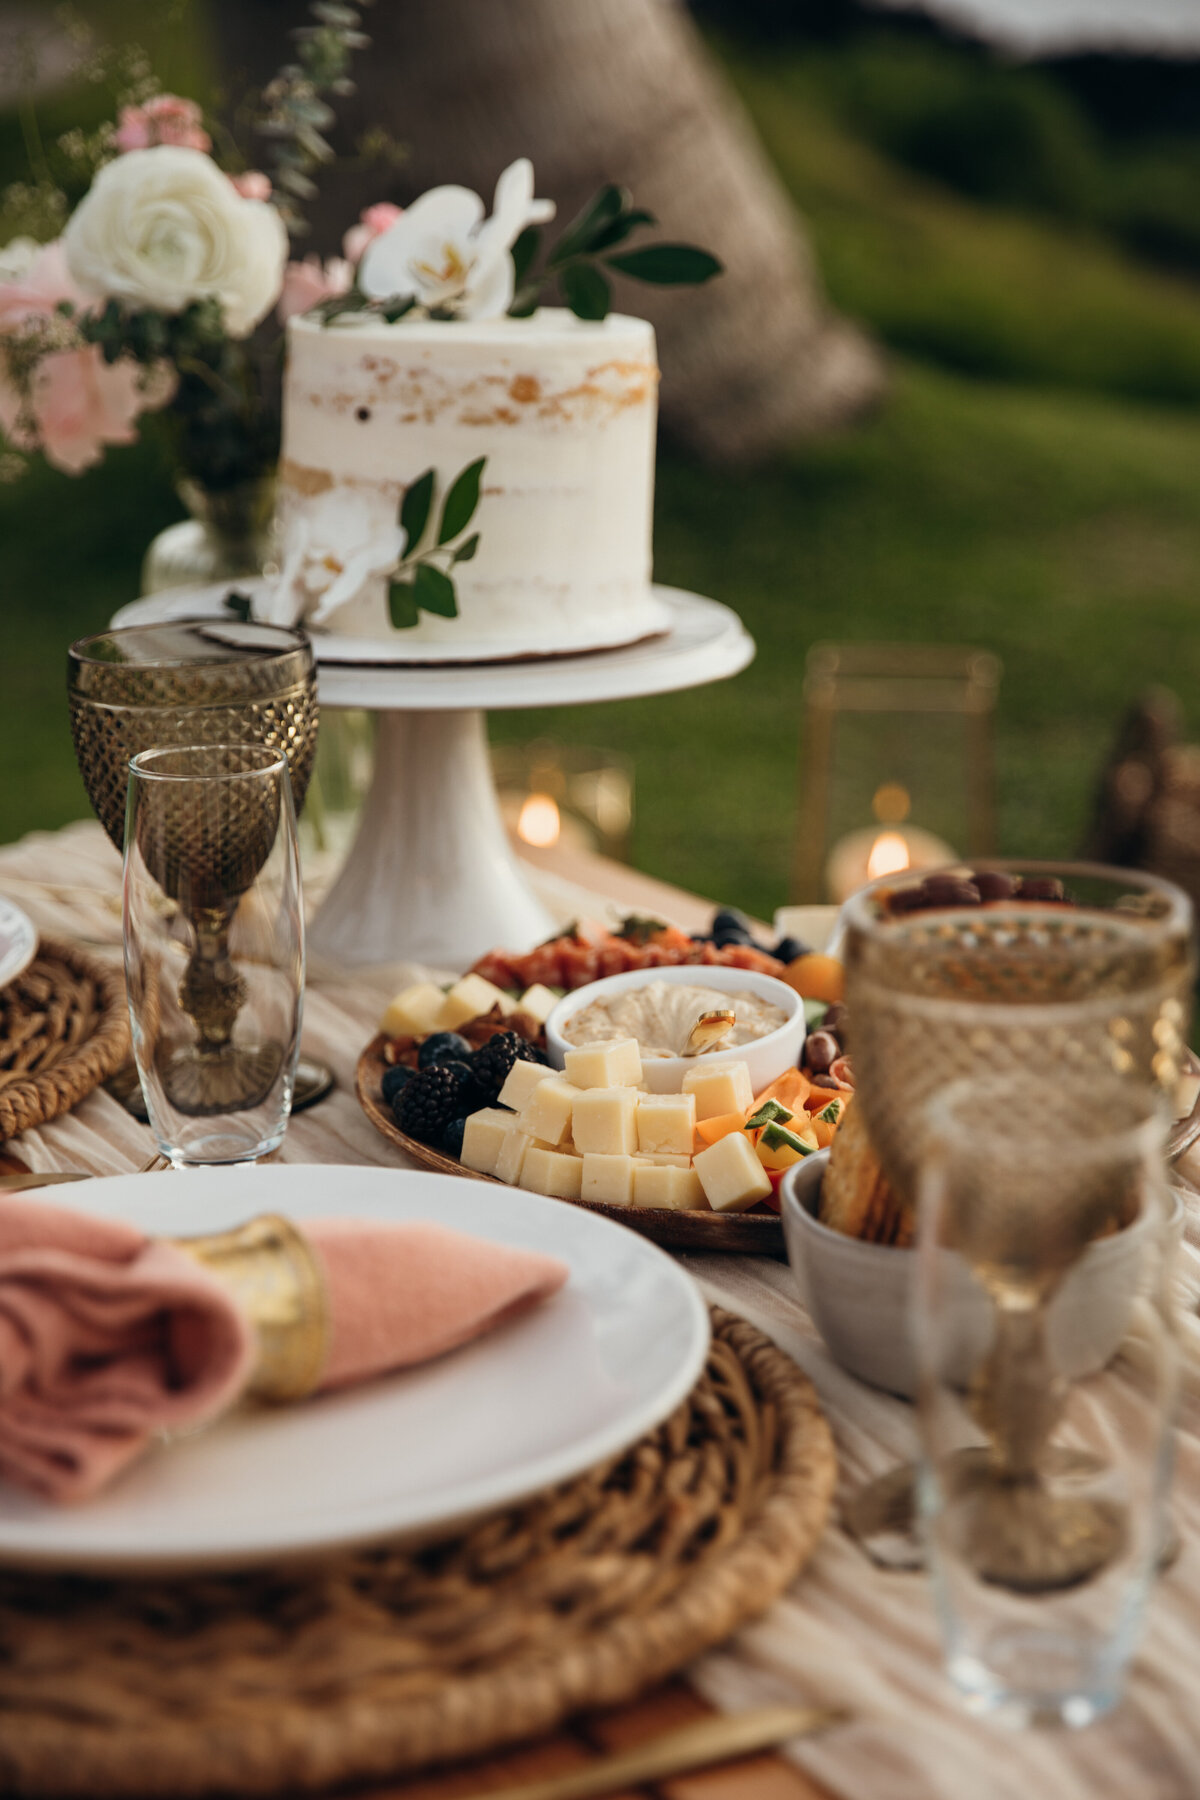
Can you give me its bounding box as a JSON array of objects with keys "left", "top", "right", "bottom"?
[
  {"left": 0, "top": 1166, "right": 709, "bottom": 1574},
  {"left": 0, "top": 896, "right": 37, "bottom": 991}
]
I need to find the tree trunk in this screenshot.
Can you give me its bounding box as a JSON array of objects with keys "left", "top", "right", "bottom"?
[{"left": 216, "top": 0, "right": 885, "bottom": 463}]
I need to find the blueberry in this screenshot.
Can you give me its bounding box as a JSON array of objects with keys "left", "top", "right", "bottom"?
[
  {"left": 381, "top": 1063, "right": 415, "bottom": 1104},
  {"left": 418, "top": 1031, "right": 473, "bottom": 1069},
  {"left": 441, "top": 1115, "right": 468, "bottom": 1158},
  {"left": 713, "top": 925, "right": 753, "bottom": 948},
  {"left": 773, "top": 936, "right": 811, "bottom": 964}
]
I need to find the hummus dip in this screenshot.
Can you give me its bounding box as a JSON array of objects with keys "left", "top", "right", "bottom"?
[{"left": 562, "top": 980, "right": 789, "bottom": 1059}]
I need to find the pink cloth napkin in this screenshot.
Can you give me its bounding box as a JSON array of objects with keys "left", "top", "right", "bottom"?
[{"left": 0, "top": 1199, "right": 568, "bottom": 1505}]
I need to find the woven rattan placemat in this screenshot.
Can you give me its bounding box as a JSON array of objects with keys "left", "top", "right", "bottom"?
[
  {"left": 0, "top": 939, "right": 128, "bottom": 1140},
  {"left": 0, "top": 1309, "right": 835, "bottom": 1798}
]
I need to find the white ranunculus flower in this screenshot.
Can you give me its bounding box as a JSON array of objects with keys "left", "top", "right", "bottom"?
[
  {"left": 358, "top": 157, "right": 554, "bottom": 321},
  {"left": 258, "top": 490, "right": 406, "bottom": 629},
  {"left": 63, "top": 146, "right": 288, "bottom": 337}
]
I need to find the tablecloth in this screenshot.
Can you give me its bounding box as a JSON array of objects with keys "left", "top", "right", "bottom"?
[{"left": 3, "top": 820, "right": 1200, "bottom": 1800}]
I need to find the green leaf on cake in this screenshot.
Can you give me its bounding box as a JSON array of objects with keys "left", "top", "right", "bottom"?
[
  {"left": 414, "top": 562, "right": 458, "bottom": 618},
  {"left": 508, "top": 284, "right": 539, "bottom": 318},
  {"left": 388, "top": 579, "right": 420, "bottom": 630},
  {"left": 586, "top": 208, "right": 657, "bottom": 254},
  {"left": 437, "top": 456, "right": 486, "bottom": 545},
  {"left": 604, "top": 244, "right": 723, "bottom": 285},
  {"left": 511, "top": 225, "right": 542, "bottom": 286},
  {"left": 399, "top": 468, "right": 435, "bottom": 550},
  {"left": 551, "top": 185, "right": 628, "bottom": 265},
  {"left": 562, "top": 262, "right": 612, "bottom": 321},
  {"left": 451, "top": 532, "right": 480, "bottom": 565},
  {"left": 382, "top": 295, "right": 417, "bottom": 323},
  {"left": 223, "top": 590, "right": 253, "bottom": 622}
]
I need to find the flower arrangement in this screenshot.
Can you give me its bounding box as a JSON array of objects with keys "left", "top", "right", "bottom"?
[{"left": 0, "top": 1, "right": 395, "bottom": 486}]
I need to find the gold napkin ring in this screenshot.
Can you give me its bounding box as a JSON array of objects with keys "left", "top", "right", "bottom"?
[{"left": 172, "top": 1213, "right": 330, "bottom": 1403}]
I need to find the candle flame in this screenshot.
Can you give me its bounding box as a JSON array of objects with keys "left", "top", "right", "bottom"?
[
  {"left": 517, "top": 792, "right": 561, "bottom": 848},
  {"left": 867, "top": 830, "right": 910, "bottom": 881}
]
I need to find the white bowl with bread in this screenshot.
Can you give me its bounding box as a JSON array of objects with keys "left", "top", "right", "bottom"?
[
  {"left": 780, "top": 1147, "right": 1174, "bottom": 1401},
  {"left": 544, "top": 964, "right": 805, "bottom": 1096}
]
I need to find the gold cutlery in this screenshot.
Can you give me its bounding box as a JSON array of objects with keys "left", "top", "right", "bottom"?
[
  {"left": 454, "top": 1705, "right": 847, "bottom": 1800},
  {"left": 0, "top": 1151, "right": 170, "bottom": 1191},
  {"left": 681, "top": 1007, "right": 737, "bottom": 1057}
]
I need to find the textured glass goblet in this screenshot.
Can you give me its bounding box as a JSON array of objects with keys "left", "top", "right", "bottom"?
[
  {"left": 915, "top": 1081, "right": 1178, "bottom": 1727},
  {"left": 124, "top": 745, "right": 303, "bottom": 1165}
]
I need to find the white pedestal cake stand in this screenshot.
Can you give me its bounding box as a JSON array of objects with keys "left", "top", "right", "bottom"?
[{"left": 310, "top": 588, "right": 754, "bottom": 967}]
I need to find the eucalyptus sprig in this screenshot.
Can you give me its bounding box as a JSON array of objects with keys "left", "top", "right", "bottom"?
[
  {"left": 254, "top": 0, "right": 377, "bottom": 237},
  {"left": 509, "top": 185, "right": 722, "bottom": 322},
  {"left": 387, "top": 456, "right": 486, "bottom": 628}
]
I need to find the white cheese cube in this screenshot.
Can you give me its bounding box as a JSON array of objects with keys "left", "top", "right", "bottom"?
[
  {"left": 572, "top": 1087, "right": 638, "bottom": 1156},
  {"left": 495, "top": 1129, "right": 534, "bottom": 1185},
  {"left": 681, "top": 1060, "right": 755, "bottom": 1122},
  {"left": 581, "top": 1153, "right": 636, "bottom": 1207},
  {"left": 639, "top": 1152, "right": 693, "bottom": 1168},
  {"left": 497, "top": 1059, "right": 553, "bottom": 1112},
  {"left": 517, "top": 984, "right": 560, "bottom": 1026},
  {"left": 636, "top": 1092, "right": 697, "bottom": 1157},
  {"left": 563, "top": 1037, "right": 643, "bottom": 1090},
  {"left": 380, "top": 982, "right": 448, "bottom": 1038},
  {"left": 633, "top": 1162, "right": 709, "bottom": 1211},
  {"left": 439, "top": 973, "right": 514, "bottom": 1030},
  {"left": 694, "top": 1131, "right": 772, "bottom": 1212},
  {"left": 520, "top": 1145, "right": 583, "bottom": 1200},
  {"left": 516, "top": 1078, "right": 581, "bottom": 1148},
  {"left": 460, "top": 1108, "right": 516, "bottom": 1177}
]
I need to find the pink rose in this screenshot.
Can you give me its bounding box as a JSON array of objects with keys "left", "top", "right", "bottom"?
[
  {"left": 277, "top": 255, "right": 353, "bottom": 323},
  {"left": 229, "top": 171, "right": 272, "bottom": 201},
  {"left": 114, "top": 95, "right": 211, "bottom": 155},
  {"left": 342, "top": 203, "right": 404, "bottom": 265},
  {"left": 0, "top": 343, "right": 175, "bottom": 475},
  {"left": 0, "top": 239, "right": 87, "bottom": 331}
]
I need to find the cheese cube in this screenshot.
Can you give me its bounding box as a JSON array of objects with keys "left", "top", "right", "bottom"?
[
  {"left": 438, "top": 973, "right": 513, "bottom": 1030},
  {"left": 694, "top": 1131, "right": 772, "bottom": 1213},
  {"left": 460, "top": 1108, "right": 516, "bottom": 1177},
  {"left": 633, "top": 1162, "right": 709, "bottom": 1211},
  {"left": 520, "top": 1145, "right": 583, "bottom": 1200},
  {"left": 681, "top": 1060, "right": 755, "bottom": 1122},
  {"left": 638, "top": 1151, "right": 692, "bottom": 1168},
  {"left": 581, "top": 1153, "right": 636, "bottom": 1207},
  {"left": 380, "top": 982, "right": 447, "bottom": 1038},
  {"left": 563, "top": 1037, "right": 643, "bottom": 1090},
  {"left": 495, "top": 1128, "right": 534, "bottom": 1185},
  {"left": 636, "top": 1092, "right": 697, "bottom": 1157},
  {"left": 516, "top": 1078, "right": 581, "bottom": 1148},
  {"left": 497, "top": 1058, "right": 553, "bottom": 1112},
  {"left": 517, "top": 984, "right": 560, "bottom": 1026},
  {"left": 572, "top": 1086, "right": 638, "bottom": 1156}
]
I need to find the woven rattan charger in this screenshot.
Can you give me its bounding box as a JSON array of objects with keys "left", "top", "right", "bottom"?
[
  {"left": 0, "top": 937, "right": 128, "bottom": 1141},
  {"left": 0, "top": 1310, "right": 835, "bottom": 1798}
]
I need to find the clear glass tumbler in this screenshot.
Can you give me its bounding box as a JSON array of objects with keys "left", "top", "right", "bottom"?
[
  {"left": 124, "top": 745, "right": 304, "bottom": 1166},
  {"left": 914, "top": 1078, "right": 1179, "bottom": 1728}
]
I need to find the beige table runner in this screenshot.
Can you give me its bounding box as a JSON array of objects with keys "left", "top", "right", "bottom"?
[{"left": 2, "top": 820, "right": 1199, "bottom": 1800}]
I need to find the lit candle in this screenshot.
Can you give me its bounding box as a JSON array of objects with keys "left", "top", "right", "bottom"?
[{"left": 825, "top": 824, "right": 957, "bottom": 904}]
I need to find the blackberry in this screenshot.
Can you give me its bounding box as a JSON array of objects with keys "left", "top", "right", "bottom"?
[
  {"left": 381, "top": 1063, "right": 416, "bottom": 1105},
  {"left": 418, "top": 1030, "right": 473, "bottom": 1069},
  {"left": 471, "top": 1030, "right": 547, "bottom": 1103},
  {"left": 397, "top": 1064, "right": 470, "bottom": 1144}
]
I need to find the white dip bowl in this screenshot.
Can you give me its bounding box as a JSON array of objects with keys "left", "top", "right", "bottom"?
[
  {"left": 780, "top": 1150, "right": 1175, "bottom": 1400},
  {"left": 545, "top": 964, "right": 805, "bottom": 1095}
]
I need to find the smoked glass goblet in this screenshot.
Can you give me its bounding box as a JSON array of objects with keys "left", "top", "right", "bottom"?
[{"left": 124, "top": 745, "right": 304, "bottom": 1165}]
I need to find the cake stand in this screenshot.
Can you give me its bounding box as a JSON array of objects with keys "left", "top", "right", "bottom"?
[{"left": 309, "top": 588, "right": 753, "bottom": 967}]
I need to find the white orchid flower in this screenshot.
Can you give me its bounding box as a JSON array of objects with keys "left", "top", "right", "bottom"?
[
  {"left": 358, "top": 158, "right": 554, "bottom": 320},
  {"left": 258, "top": 490, "right": 405, "bottom": 629}
]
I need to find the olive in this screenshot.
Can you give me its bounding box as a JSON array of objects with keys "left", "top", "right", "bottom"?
[
  {"left": 773, "top": 936, "right": 811, "bottom": 964},
  {"left": 822, "top": 1002, "right": 848, "bottom": 1038},
  {"left": 971, "top": 869, "right": 1019, "bottom": 902},
  {"left": 803, "top": 1029, "right": 840, "bottom": 1075},
  {"left": 381, "top": 1063, "right": 415, "bottom": 1104},
  {"left": 1016, "top": 876, "right": 1067, "bottom": 903},
  {"left": 810, "top": 1072, "right": 841, "bottom": 1089},
  {"left": 885, "top": 885, "right": 929, "bottom": 914},
  {"left": 418, "top": 1031, "right": 473, "bottom": 1068}
]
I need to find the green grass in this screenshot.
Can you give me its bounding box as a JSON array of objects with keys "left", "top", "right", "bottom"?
[{"left": 7, "top": 32, "right": 1200, "bottom": 926}]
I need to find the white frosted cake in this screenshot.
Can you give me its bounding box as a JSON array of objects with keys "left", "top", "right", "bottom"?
[{"left": 275, "top": 308, "right": 670, "bottom": 660}]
